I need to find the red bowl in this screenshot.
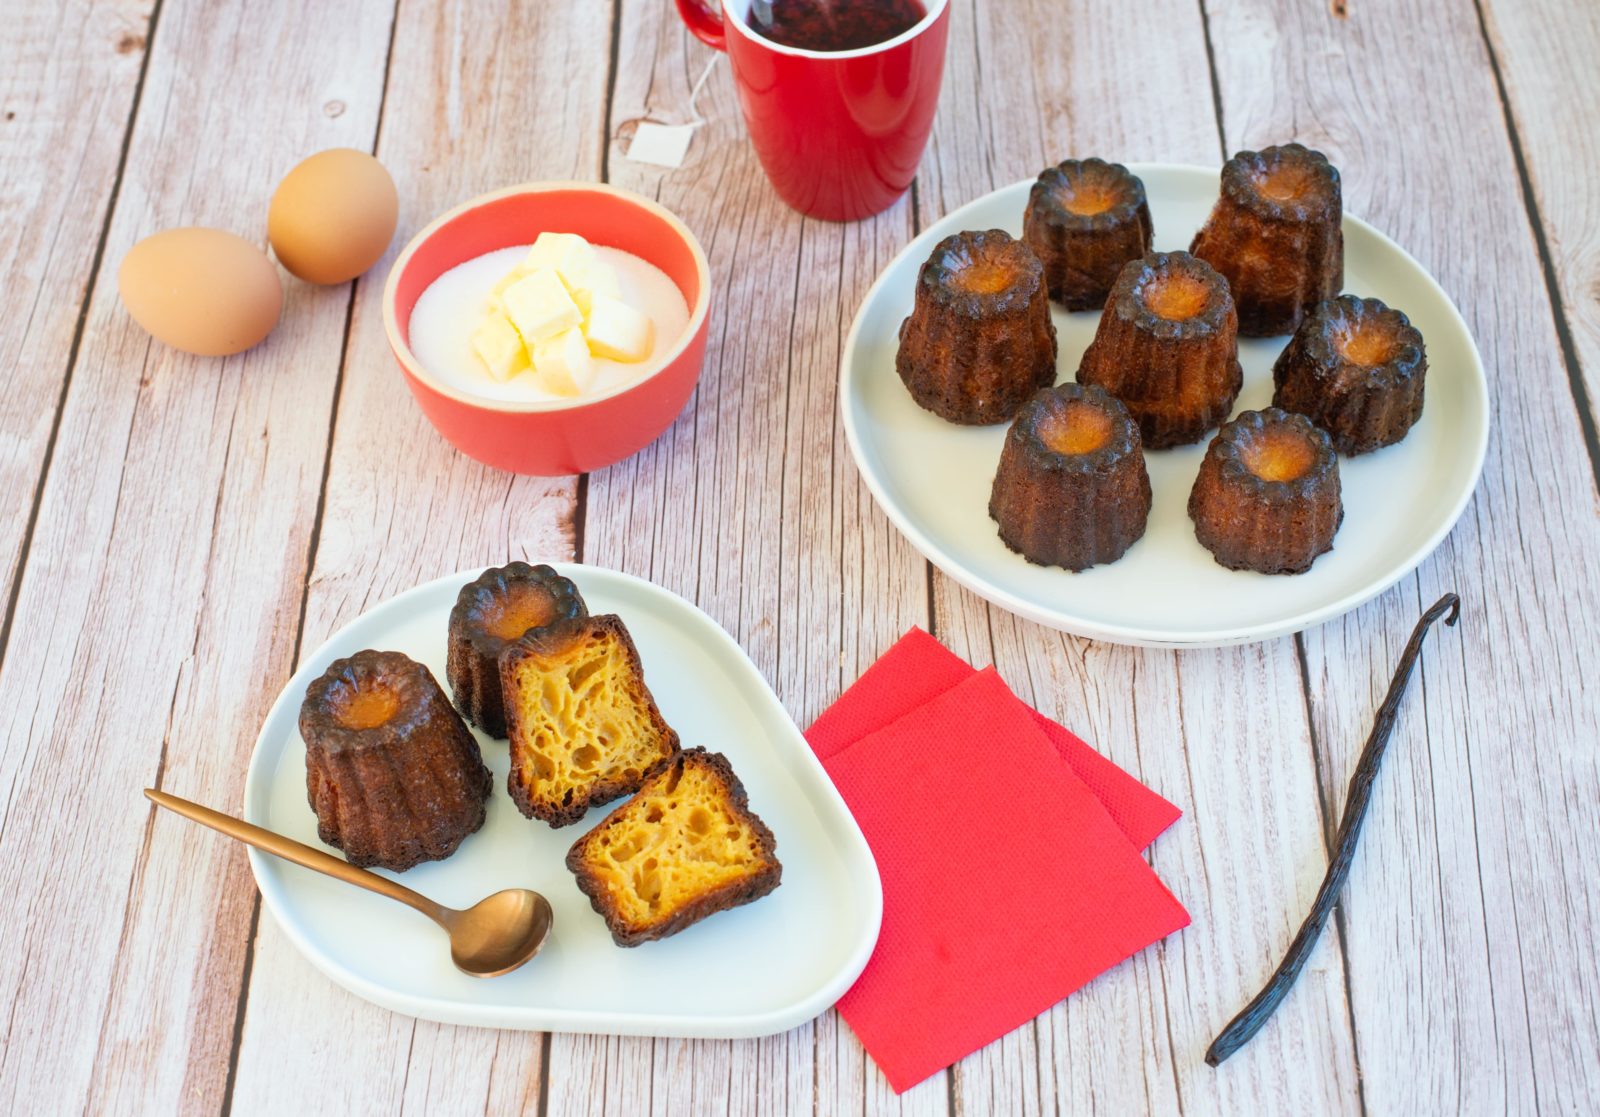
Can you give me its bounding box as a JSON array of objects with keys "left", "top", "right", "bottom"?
[{"left": 382, "top": 183, "right": 711, "bottom": 475}]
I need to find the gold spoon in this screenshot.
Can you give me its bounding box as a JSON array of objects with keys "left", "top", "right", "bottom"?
[{"left": 144, "top": 788, "right": 553, "bottom": 977}]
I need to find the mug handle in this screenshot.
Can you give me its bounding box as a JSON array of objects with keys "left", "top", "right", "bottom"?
[{"left": 674, "top": 0, "right": 728, "bottom": 51}]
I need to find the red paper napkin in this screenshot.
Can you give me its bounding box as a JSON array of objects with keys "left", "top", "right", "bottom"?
[
  {"left": 808, "top": 628, "right": 1180, "bottom": 848},
  {"left": 808, "top": 640, "right": 1189, "bottom": 1093}
]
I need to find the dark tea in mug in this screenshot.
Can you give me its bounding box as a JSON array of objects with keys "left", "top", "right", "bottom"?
[{"left": 746, "top": 0, "right": 927, "bottom": 52}]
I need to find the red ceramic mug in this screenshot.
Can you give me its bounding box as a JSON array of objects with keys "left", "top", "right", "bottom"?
[{"left": 674, "top": 0, "right": 950, "bottom": 222}]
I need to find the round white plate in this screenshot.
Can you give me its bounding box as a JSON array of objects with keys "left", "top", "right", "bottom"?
[
  {"left": 841, "top": 164, "right": 1489, "bottom": 647},
  {"left": 243, "top": 565, "right": 882, "bottom": 1037}
]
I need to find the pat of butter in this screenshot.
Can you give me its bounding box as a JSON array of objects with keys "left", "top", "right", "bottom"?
[
  {"left": 530, "top": 326, "right": 593, "bottom": 397},
  {"left": 486, "top": 265, "right": 528, "bottom": 313},
  {"left": 585, "top": 294, "right": 654, "bottom": 362},
  {"left": 470, "top": 310, "right": 529, "bottom": 382},
  {"left": 502, "top": 268, "right": 582, "bottom": 345},
  {"left": 563, "top": 259, "right": 620, "bottom": 318},
  {"left": 523, "top": 232, "right": 594, "bottom": 277}
]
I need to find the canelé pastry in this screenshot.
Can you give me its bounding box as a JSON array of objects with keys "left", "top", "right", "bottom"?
[
  {"left": 896, "top": 229, "right": 1058, "bottom": 424},
  {"left": 447, "top": 562, "right": 587, "bottom": 738},
  {"left": 566, "top": 748, "right": 781, "bottom": 947},
  {"left": 1076, "top": 250, "right": 1242, "bottom": 449},
  {"left": 503, "top": 614, "right": 679, "bottom": 826},
  {"left": 1189, "top": 143, "right": 1343, "bottom": 336},
  {"left": 1188, "top": 408, "right": 1343, "bottom": 575},
  {"left": 989, "top": 383, "right": 1151, "bottom": 570},
  {"left": 1023, "top": 158, "right": 1153, "bottom": 311},
  {"left": 1272, "top": 295, "right": 1426, "bottom": 454},
  {"left": 300, "top": 649, "right": 492, "bottom": 871}
]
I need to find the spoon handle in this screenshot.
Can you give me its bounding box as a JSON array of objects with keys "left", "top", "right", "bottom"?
[{"left": 144, "top": 788, "right": 450, "bottom": 924}]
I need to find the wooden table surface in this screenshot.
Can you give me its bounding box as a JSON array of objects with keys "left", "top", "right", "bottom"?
[{"left": 3, "top": 1, "right": 1598, "bottom": 1113}]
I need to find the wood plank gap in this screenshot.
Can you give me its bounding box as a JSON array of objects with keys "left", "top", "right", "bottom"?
[
  {"left": 217, "top": 898, "right": 261, "bottom": 1117},
  {"left": 1192, "top": 0, "right": 1229, "bottom": 164},
  {"left": 1293, "top": 630, "right": 1370, "bottom": 1117},
  {"left": 601, "top": 0, "right": 624, "bottom": 184},
  {"left": 0, "top": 0, "right": 166, "bottom": 679},
  {"left": 1469, "top": 0, "right": 1600, "bottom": 494},
  {"left": 573, "top": 470, "right": 591, "bottom": 562},
  {"left": 535, "top": 1031, "right": 552, "bottom": 1117}
]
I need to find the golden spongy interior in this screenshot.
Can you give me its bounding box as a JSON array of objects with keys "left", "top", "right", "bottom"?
[
  {"left": 1241, "top": 428, "right": 1316, "bottom": 482},
  {"left": 483, "top": 584, "right": 558, "bottom": 641},
  {"left": 1142, "top": 270, "right": 1210, "bottom": 320},
  {"left": 1038, "top": 400, "right": 1114, "bottom": 455},
  {"left": 509, "top": 628, "right": 668, "bottom": 809},
  {"left": 329, "top": 682, "right": 398, "bottom": 731},
  {"left": 579, "top": 760, "right": 768, "bottom": 927}
]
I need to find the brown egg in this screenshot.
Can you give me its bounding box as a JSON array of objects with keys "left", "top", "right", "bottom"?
[
  {"left": 117, "top": 227, "right": 283, "bottom": 357},
  {"left": 269, "top": 148, "right": 398, "bottom": 285}
]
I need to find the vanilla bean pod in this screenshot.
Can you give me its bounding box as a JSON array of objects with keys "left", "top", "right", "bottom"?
[{"left": 1206, "top": 592, "right": 1461, "bottom": 1066}]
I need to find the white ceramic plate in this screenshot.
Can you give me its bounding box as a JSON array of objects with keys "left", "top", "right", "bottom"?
[
  {"left": 243, "top": 565, "right": 882, "bottom": 1036},
  {"left": 841, "top": 164, "right": 1489, "bottom": 647}
]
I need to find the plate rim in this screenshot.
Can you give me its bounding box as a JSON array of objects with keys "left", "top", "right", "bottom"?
[
  {"left": 840, "top": 161, "right": 1490, "bottom": 648},
  {"left": 242, "top": 563, "right": 884, "bottom": 1037}
]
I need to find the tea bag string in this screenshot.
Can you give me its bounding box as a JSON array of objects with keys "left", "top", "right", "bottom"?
[{"left": 685, "top": 51, "right": 720, "bottom": 127}]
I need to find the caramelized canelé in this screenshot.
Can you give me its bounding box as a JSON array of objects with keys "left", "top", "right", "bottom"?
[
  {"left": 503, "top": 614, "right": 679, "bottom": 827},
  {"left": 1023, "top": 158, "right": 1153, "bottom": 311},
  {"left": 989, "top": 383, "right": 1151, "bottom": 571},
  {"left": 300, "top": 649, "right": 492, "bottom": 871},
  {"left": 566, "top": 748, "right": 781, "bottom": 947},
  {"left": 1189, "top": 143, "right": 1343, "bottom": 336},
  {"left": 1188, "top": 408, "right": 1343, "bottom": 575},
  {"left": 446, "top": 562, "right": 587, "bottom": 738},
  {"left": 1076, "top": 250, "right": 1242, "bottom": 449},
  {"left": 896, "top": 229, "right": 1058, "bottom": 424},
  {"left": 1273, "top": 295, "right": 1426, "bottom": 454}
]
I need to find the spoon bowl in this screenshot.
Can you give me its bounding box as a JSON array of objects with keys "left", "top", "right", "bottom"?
[{"left": 446, "top": 888, "right": 555, "bottom": 977}]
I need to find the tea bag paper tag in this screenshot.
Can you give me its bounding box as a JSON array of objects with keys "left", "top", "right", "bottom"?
[
  {"left": 627, "top": 122, "right": 696, "bottom": 168},
  {"left": 622, "top": 54, "right": 719, "bottom": 169}
]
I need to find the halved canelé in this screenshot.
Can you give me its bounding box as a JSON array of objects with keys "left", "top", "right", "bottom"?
[
  {"left": 1023, "top": 158, "right": 1153, "bottom": 311},
  {"left": 989, "top": 383, "right": 1151, "bottom": 571},
  {"left": 1189, "top": 143, "right": 1343, "bottom": 337},
  {"left": 1272, "top": 294, "right": 1426, "bottom": 454},
  {"left": 446, "top": 562, "right": 587, "bottom": 738},
  {"left": 896, "top": 229, "right": 1058, "bottom": 424},
  {"left": 300, "top": 649, "right": 492, "bottom": 871},
  {"left": 503, "top": 614, "right": 680, "bottom": 827},
  {"left": 1075, "top": 250, "right": 1242, "bottom": 449},
  {"left": 1187, "top": 408, "right": 1343, "bottom": 575},
  {"left": 566, "top": 748, "right": 781, "bottom": 947}
]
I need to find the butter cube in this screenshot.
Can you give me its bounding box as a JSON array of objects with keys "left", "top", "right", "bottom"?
[
  {"left": 470, "top": 309, "right": 529, "bottom": 382},
  {"left": 522, "top": 232, "right": 596, "bottom": 277},
  {"left": 502, "top": 268, "right": 582, "bottom": 345},
  {"left": 486, "top": 265, "right": 529, "bottom": 313},
  {"left": 584, "top": 295, "right": 654, "bottom": 362},
  {"left": 562, "top": 258, "right": 621, "bottom": 318},
  {"left": 530, "top": 326, "right": 594, "bottom": 397}
]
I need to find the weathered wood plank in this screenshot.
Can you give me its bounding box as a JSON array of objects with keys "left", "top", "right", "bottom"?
[
  {"left": 546, "top": 1, "right": 934, "bottom": 1114},
  {"left": 1205, "top": 0, "right": 1600, "bottom": 1112},
  {"left": 224, "top": 1, "right": 613, "bottom": 1113},
  {"left": 0, "top": 1, "right": 395, "bottom": 1113},
  {"left": 1478, "top": 0, "right": 1600, "bottom": 480},
  {"left": 0, "top": 0, "right": 151, "bottom": 646},
  {"left": 923, "top": 2, "right": 1362, "bottom": 1113}
]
